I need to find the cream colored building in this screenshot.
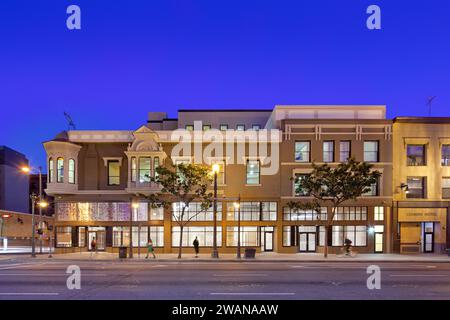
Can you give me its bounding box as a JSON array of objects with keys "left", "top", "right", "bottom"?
[{"left": 393, "top": 118, "right": 450, "bottom": 254}]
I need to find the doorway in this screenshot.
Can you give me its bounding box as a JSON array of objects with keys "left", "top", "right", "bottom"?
[
  {"left": 263, "top": 231, "right": 273, "bottom": 252},
  {"left": 423, "top": 222, "right": 434, "bottom": 253},
  {"left": 374, "top": 225, "right": 384, "bottom": 253},
  {"left": 88, "top": 227, "right": 106, "bottom": 251}
]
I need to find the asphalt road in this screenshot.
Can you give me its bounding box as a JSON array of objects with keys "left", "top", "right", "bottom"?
[{"left": 0, "top": 258, "right": 450, "bottom": 300}]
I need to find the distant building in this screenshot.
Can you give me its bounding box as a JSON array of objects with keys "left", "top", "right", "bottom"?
[
  {"left": 30, "top": 174, "right": 54, "bottom": 217},
  {"left": 0, "top": 146, "right": 29, "bottom": 213}
]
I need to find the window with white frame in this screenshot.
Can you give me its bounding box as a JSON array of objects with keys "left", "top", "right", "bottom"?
[
  {"left": 226, "top": 226, "right": 259, "bottom": 246},
  {"left": 364, "top": 141, "right": 379, "bottom": 162},
  {"left": 283, "top": 206, "right": 327, "bottom": 221},
  {"left": 374, "top": 206, "right": 384, "bottom": 221},
  {"left": 48, "top": 158, "right": 54, "bottom": 183},
  {"left": 131, "top": 157, "right": 137, "bottom": 182},
  {"left": 339, "top": 141, "right": 351, "bottom": 162},
  {"left": 57, "top": 157, "right": 64, "bottom": 183},
  {"left": 172, "top": 226, "right": 222, "bottom": 247},
  {"left": 332, "top": 225, "right": 367, "bottom": 246},
  {"left": 333, "top": 207, "right": 368, "bottom": 221},
  {"left": 172, "top": 202, "right": 222, "bottom": 221},
  {"left": 226, "top": 202, "right": 277, "bottom": 221},
  {"left": 323, "top": 141, "right": 334, "bottom": 163},
  {"left": 295, "top": 141, "right": 310, "bottom": 162},
  {"left": 139, "top": 157, "right": 151, "bottom": 183},
  {"left": 246, "top": 160, "right": 260, "bottom": 185},
  {"left": 149, "top": 226, "right": 164, "bottom": 247}
]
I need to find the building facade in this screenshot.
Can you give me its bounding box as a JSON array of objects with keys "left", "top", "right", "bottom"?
[
  {"left": 43, "top": 106, "right": 448, "bottom": 255},
  {"left": 393, "top": 118, "right": 450, "bottom": 254},
  {"left": 0, "top": 146, "right": 29, "bottom": 213}
]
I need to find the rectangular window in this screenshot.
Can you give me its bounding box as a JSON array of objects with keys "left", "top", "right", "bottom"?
[
  {"left": 149, "top": 206, "right": 164, "bottom": 220},
  {"left": 107, "top": 160, "right": 120, "bottom": 186},
  {"left": 363, "top": 178, "right": 379, "bottom": 197},
  {"left": 172, "top": 226, "right": 222, "bottom": 247},
  {"left": 56, "top": 226, "right": 72, "bottom": 247},
  {"left": 48, "top": 158, "right": 54, "bottom": 183},
  {"left": 294, "top": 174, "right": 309, "bottom": 196},
  {"left": 236, "top": 124, "right": 245, "bottom": 131},
  {"left": 407, "top": 177, "right": 426, "bottom": 199},
  {"left": 131, "top": 157, "right": 137, "bottom": 182},
  {"left": 153, "top": 157, "right": 160, "bottom": 178},
  {"left": 226, "top": 226, "right": 259, "bottom": 247},
  {"left": 323, "top": 141, "right": 334, "bottom": 163},
  {"left": 339, "top": 141, "right": 351, "bottom": 162},
  {"left": 407, "top": 145, "right": 426, "bottom": 166},
  {"left": 57, "top": 158, "right": 64, "bottom": 183},
  {"left": 332, "top": 226, "right": 367, "bottom": 247},
  {"left": 227, "top": 202, "right": 277, "bottom": 221},
  {"left": 219, "top": 124, "right": 228, "bottom": 131},
  {"left": 172, "top": 202, "right": 222, "bottom": 221},
  {"left": 364, "top": 141, "right": 379, "bottom": 162},
  {"left": 78, "top": 227, "right": 86, "bottom": 247},
  {"left": 68, "top": 159, "right": 75, "bottom": 184},
  {"left": 283, "top": 207, "right": 327, "bottom": 221},
  {"left": 139, "top": 157, "right": 151, "bottom": 183},
  {"left": 334, "top": 207, "right": 367, "bottom": 221},
  {"left": 113, "top": 226, "right": 130, "bottom": 247},
  {"left": 131, "top": 203, "right": 148, "bottom": 221},
  {"left": 295, "top": 141, "right": 310, "bottom": 162},
  {"left": 149, "top": 226, "right": 164, "bottom": 247},
  {"left": 246, "top": 160, "right": 260, "bottom": 185},
  {"left": 132, "top": 226, "right": 149, "bottom": 247},
  {"left": 374, "top": 206, "right": 384, "bottom": 221},
  {"left": 442, "top": 145, "right": 450, "bottom": 166},
  {"left": 442, "top": 178, "right": 450, "bottom": 199},
  {"left": 252, "top": 124, "right": 261, "bottom": 130},
  {"left": 202, "top": 125, "right": 211, "bottom": 131},
  {"left": 185, "top": 125, "right": 194, "bottom": 131}
]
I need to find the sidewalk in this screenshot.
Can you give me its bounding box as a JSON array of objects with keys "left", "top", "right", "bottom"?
[{"left": 5, "top": 251, "right": 450, "bottom": 263}]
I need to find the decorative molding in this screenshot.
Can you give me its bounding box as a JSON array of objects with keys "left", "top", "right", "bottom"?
[{"left": 102, "top": 157, "right": 123, "bottom": 167}]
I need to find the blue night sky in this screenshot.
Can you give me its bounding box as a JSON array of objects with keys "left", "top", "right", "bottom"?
[{"left": 1, "top": 0, "right": 449, "bottom": 169}]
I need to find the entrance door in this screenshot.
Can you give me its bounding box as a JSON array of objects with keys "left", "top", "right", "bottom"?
[
  {"left": 88, "top": 228, "right": 106, "bottom": 251},
  {"left": 423, "top": 222, "right": 434, "bottom": 253},
  {"left": 374, "top": 233, "right": 383, "bottom": 253},
  {"left": 299, "top": 233, "right": 316, "bottom": 252},
  {"left": 263, "top": 231, "right": 273, "bottom": 252}
]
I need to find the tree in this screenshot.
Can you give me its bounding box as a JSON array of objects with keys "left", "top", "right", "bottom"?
[
  {"left": 291, "top": 158, "right": 381, "bottom": 258},
  {"left": 146, "top": 163, "right": 213, "bottom": 259}
]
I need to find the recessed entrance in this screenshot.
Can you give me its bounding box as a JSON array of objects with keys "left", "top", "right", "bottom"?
[
  {"left": 88, "top": 227, "right": 106, "bottom": 251},
  {"left": 298, "top": 226, "right": 316, "bottom": 252}
]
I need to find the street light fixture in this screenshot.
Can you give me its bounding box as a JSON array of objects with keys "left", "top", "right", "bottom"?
[
  {"left": 21, "top": 165, "right": 45, "bottom": 254},
  {"left": 211, "top": 164, "right": 220, "bottom": 259},
  {"left": 233, "top": 194, "right": 241, "bottom": 259}
]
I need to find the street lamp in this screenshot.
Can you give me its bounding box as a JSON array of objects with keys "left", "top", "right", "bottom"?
[
  {"left": 21, "top": 165, "right": 44, "bottom": 254},
  {"left": 129, "top": 201, "right": 139, "bottom": 259},
  {"left": 211, "top": 163, "right": 220, "bottom": 259},
  {"left": 234, "top": 195, "right": 241, "bottom": 259}
]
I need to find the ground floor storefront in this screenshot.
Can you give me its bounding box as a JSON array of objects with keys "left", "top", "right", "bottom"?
[{"left": 52, "top": 200, "right": 394, "bottom": 254}]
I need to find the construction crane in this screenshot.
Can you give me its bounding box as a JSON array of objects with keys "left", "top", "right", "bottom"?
[{"left": 64, "top": 112, "right": 77, "bottom": 131}]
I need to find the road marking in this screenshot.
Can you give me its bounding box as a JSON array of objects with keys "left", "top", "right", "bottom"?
[
  {"left": 389, "top": 274, "right": 448, "bottom": 277},
  {"left": 210, "top": 292, "right": 295, "bottom": 296},
  {"left": 213, "top": 273, "right": 268, "bottom": 277},
  {"left": 0, "top": 263, "right": 45, "bottom": 271},
  {"left": 0, "top": 293, "right": 59, "bottom": 296}
]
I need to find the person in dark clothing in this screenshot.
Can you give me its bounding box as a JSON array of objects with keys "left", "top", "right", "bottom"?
[{"left": 193, "top": 237, "right": 200, "bottom": 258}]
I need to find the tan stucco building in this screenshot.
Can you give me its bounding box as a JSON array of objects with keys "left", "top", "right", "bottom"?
[{"left": 42, "top": 106, "right": 448, "bottom": 255}]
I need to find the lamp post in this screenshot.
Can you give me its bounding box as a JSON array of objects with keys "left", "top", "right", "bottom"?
[
  {"left": 129, "top": 201, "right": 139, "bottom": 259},
  {"left": 234, "top": 194, "right": 241, "bottom": 259},
  {"left": 211, "top": 164, "right": 220, "bottom": 259},
  {"left": 30, "top": 194, "right": 38, "bottom": 258}
]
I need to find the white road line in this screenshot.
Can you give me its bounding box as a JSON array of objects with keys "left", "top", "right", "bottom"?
[
  {"left": 389, "top": 274, "right": 448, "bottom": 277},
  {"left": 210, "top": 292, "right": 295, "bottom": 296},
  {"left": 0, "top": 293, "right": 59, "bottom": 296},
  {"left": 213, "top": 273, "right": 268, "bottom": 277}
]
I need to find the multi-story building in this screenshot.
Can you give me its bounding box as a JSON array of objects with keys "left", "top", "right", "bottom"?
[
  {"left": 393, "top": 117, "right": 450, "bottom": 254},
  {"left": 44, "top": 105, "right": 401, "bottom": 255},
  {"left": 0, "top": 146, "right": 29, "bottom": 213}
]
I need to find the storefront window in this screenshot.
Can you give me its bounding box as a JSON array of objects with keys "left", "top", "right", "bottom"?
[
  {"left": 334, "top": 207, "right": 367, "bottom": 221},
  {"left": 226, "top": 202, "right": 277, "bottom": 221},
  {"left": 172, "top": 202, "right": 222, "bottom": 221},
  {"left": 332, "top": 225, "right": 367, "bottom": 247},
  {"left": 226, "top": 226, "right": 259, "bottom": 247},
  {"left": 113, "top": 226, "right": 130, "bottom": 247},
  {"left": 172, "top": 226, "right": 222, "bottom": 247},
  {"left": 132, "top": 226, "right": 148, "bottom": 247},
  {"left": 150, "top": 206, "right": 164, "bottom": 220},
  {"left": 149, "top": 226, "right": 164, "bottom": 247},
  {"left": 56, "top": 226, "right": 72, "bottom": 247},
  {"left": 78, "top": 227, "right": 86, "bottom": 247},
  {"left": 283, "top": 207, "right": 327, "bottom": 221}
]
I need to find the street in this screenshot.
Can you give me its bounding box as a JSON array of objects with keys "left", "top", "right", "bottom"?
[{"left": 1, "top": 258, "right": 450, "bottom": 300}]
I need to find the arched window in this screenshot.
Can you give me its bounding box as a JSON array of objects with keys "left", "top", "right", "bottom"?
[
  {"left": 68, "top": 159, "right": 75, "bottom": 184},
  {"left": 57, "top": 157, "right": 64, "bottom": 183},
  {"left": 131, "top": 157, "right": 137, "bottom": 182},
  {"left": 153, "top": 157, "right": 160, "bottom": 177},
  {"left": 48, "top": 158, "right": 54, "bottom": 183}
]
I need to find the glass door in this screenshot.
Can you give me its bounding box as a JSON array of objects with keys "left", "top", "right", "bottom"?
[
  {"left": 299, "top": 233, "right": 316, "bottom": 252},
  {"left": 88, "top": 227, "right": 106, "bottom": 251},
  {"left": 423, "top": 222, "right": 434, "bottom": 253},
  {"left": 264, "top": 231, "right": 273, "bottom": 251},
  {"left": 374, "top": 233, "right": 383, "bottom": 253}
]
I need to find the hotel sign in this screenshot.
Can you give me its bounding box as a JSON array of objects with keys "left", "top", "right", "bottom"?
[{"left": 398, "top": 209, "right": 443, "bottom": 222}]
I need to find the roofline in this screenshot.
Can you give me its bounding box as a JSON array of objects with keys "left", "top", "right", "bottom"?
[
  {"left": 178, "top": 109, "right": 273, "bottom": 113},
  {"left": 394, "top": 117, "right": 450, "bottom": 124}
]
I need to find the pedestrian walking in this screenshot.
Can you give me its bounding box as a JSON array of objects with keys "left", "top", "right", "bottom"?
[
  {"left": 193, "top": 237, "right": 200, "bottom": 258},
  {"left": 90, "top": 237, "right": 97, "bottom": 257},
  {"left": 145, "top": 239, "right": 156, "bottom": 259}
]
